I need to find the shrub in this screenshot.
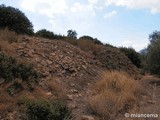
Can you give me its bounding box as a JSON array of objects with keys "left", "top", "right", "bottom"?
[
  {"left": 0, "top": 53, "right": 38, "bottom": 82},
  {"left": 79, "top": 35, "right": 103, "bottom": 45},
  {"left": 35, "top": 29, "right": 64, "bottom": 40},
  {"left": 119, "top": 47, "right": 141, "bottom": 68},
  {"left": 0, "top": 4, "right": 33, "bottom": 35},
  {"left": 146, "top": 37, "right": 160, "bottom": 75},
  {"left": 26, "top": 99, "right": 71, "bottom": 120},
  {"left": 88, "top": 71, "right": 141, "bottom": 119}
]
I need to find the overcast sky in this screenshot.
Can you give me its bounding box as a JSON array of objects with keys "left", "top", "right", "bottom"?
[{"left": 1, "top": 0, "right": 160, "bottom": 51}]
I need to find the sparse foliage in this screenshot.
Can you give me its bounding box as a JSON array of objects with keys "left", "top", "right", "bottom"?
[{"left": 67, "top": 29, "right": 77, "bottom": 39}]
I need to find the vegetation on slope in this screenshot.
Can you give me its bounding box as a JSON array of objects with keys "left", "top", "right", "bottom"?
[
  {"left": 119, "top": 47, "right": 141, "bottom": 68},
  {"left": 88, "top": 71, "right": 142, "bottom": 120}
]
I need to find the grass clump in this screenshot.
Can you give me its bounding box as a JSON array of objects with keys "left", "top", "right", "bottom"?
[
  {"left": 0, "top": 28, "right": 18, "bottom": 43},
  {"left": 88, "top": 71, "right": 142, "bottom": 120},
  {"left": 26, "top": 99, "right": 71, "bottom": 120}
]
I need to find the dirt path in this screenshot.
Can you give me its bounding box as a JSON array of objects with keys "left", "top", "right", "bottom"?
[{"left": 138, "top": 75, "right": 160, "bottom": 120}]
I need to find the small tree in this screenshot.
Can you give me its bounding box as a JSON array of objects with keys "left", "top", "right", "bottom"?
[
  {"left": 0, "top": 4, "right": 33, "bottom": 35},
  {"left": 67, "top": 29, "right": 77, "bottom": 39}
]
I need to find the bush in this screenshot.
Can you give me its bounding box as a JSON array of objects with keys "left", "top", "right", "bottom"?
[
  {"left": 0, "top": 53, "right": 38, "bottom": 82},
  {"left": 26, "top": 99, "right": 71, "bottom": 120},
  {"left": 35, "top": 29, "right": 64, "bottom": 40},
  {"left": 79, "top": 35, "right": 103, "bottom": 45},
  {"left": 119, "top": 47, "right": 141, "bottom": 68},
  {"left": 0, "top": 4, "right": 33, "bottom": 35},
  {"left": 146, "top": 35, "right": 160, "bottom": 75}
]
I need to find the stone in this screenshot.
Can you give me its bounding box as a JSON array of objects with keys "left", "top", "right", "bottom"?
[
  {"left": 147, "top": 100, "right": 156, "bottom": 104},
  {"left": 70, "top": 89, "right": 78, "bottom": 93},
  {"left": 70, "top": 83, "right": 75, "bottom": 87},
  {"left": 51, "top": 52, "right": 56, "bottom": 56},
  {"left": 46, "top": 92, "right": 52, "bottom": 96},
  {"left": 81, "top": 115, "right": 95, "bottom": 120},
  {"left": 46, "top": 60, "right": 52, "bottom": 65},
  {"left": 67, "top": 95, "right": 73, "bottom": 100}
]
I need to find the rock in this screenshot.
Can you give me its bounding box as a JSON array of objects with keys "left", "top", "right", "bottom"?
[
  {"left": 81, "top": 115, "right": 95, "bottom": 120},
  {"left": 68, "top": 103, "right": 77, "bottom": 109},
  {"left": 46, "top": 92, "right": 52, "bottom": 96},
  {"left": 51, "top": 52, "right": 56, "bottom": 56},
  {"left": 46, "top": 60, "right": 52, "bottom": 65},
  {"left": 78, "top": 94, "right": 82, "bottom": 97},
  {"left": 70, "top": 83, "right": 75, "bottom": 87},
  {"left": 67, "top": 95, "right": 73, "bottom": 100},
  {"left": 70, "top": 89, "right": 78, "bottom": 93},
  {"left": 87, "top": 83, "right": 91, "bottom": 86},
  {"left": 147, "top": 100, "right": 156, "bottom": 104}
]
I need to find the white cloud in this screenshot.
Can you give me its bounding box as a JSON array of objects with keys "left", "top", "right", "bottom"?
[
  {"left": 106, "top": 0, "right": 160, "bottom": 14},
  {"left": 121, "top": 40, "right": 149, "bottom": 51},
  {"left": 88, "top": 0, "right": 98, "bottom": 5},
  {"left": 20, "top": 0, "right": 68, "bottom": 18},
  {"left": 71, "top": 2, "right": 85, "bottom": 13},
  {"left": 104, "top": 10, "right": 117, "bottom": 19}
]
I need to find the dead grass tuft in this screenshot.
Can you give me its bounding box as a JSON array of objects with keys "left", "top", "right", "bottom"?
[
  {"left": 0, "top": 28, "right": 18, "bottom": 56},
  {"left": 0, "top": 28, "right": 18, "bottom": 43},
  {"left": 88, "top": 71, "right": 142, "bottom": 120}
]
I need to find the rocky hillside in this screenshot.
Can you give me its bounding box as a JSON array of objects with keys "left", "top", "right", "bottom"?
[{"left": 0, "top": 35, "right": 140, "bottom": 120}]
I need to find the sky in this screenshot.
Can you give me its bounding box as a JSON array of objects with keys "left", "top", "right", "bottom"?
[{"left": 1, "top": 0, "right": 160, "bottom": 51}]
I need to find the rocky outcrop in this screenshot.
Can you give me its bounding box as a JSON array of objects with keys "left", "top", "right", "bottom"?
[{"left": 16, "top": 36, "right": 100, "bottom": 79}]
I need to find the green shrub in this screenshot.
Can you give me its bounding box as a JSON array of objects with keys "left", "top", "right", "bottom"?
[
  {"left": 26, "top": 99, "right": 71, "bottom": 120},
  {"left": 0, "top": 53, "right": 39, "bottom": 82},
  {"left": 0, "top": 4, "right": 33, "bottom": 35},
  {"left": 119, "top": 47, "right": 141, "bottom": 68},
  {"left": 35, "top": 29, "right": 64, "bottom": 40}
]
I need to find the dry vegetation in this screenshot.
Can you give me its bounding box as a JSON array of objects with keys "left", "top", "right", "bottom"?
[
  {"left": 88, "top": 71, "right": 142, "bottom": 120},
  {"left": 0, "top": 28, "right": 18, "bottom": 57}
]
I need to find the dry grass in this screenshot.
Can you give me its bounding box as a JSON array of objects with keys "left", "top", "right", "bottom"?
[
  {"left": 0, "top": 28, "right": 18, "bottom": 43},
  {"left": 46, "top": 78, "right": 67, "bottom": 100},
  {"left": 88, "top": 71, "right": 142, "bottom": 120},
  {"left": 0, "top": 28, "right": 18, "bottom": 56}
]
